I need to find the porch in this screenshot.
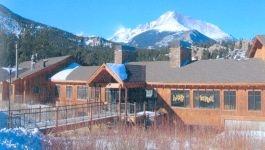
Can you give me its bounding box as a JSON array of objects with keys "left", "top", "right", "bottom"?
[{"left": 87, "top": 63, "right": 154, "bottom": 117}]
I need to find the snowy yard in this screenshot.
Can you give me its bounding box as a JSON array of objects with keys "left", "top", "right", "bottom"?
[
  {"left": 0, "top": 128, "right": 42, "bottom": 150},
  {"left": 45, "top": 123, "right": 265, "bottom": 150},
  {"left": 1, "top": 123, "right": 265, "bottom": 149}
]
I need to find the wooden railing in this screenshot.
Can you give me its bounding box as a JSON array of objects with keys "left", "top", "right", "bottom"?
[{"left": 0, "top": 101, "right": 119, "bottom": 129}]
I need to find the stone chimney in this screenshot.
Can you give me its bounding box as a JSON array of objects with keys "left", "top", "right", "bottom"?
[
  {"left": 169, "top": 41, "right": 192, "bottom": 68},
  {"left": 30, "top": 54, "right": 36, "bottom": 70},
  {"left": 114, "top": 44, "right": 136, "bottom": 64}
]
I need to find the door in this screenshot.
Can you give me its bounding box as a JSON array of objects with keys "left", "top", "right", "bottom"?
[{"left": 106, "top": 89, "right": 119, "bottom": 104}]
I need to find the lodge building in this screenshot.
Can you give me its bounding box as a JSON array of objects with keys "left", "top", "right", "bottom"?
[
  {"left": 0, "top": 55, "right": 71, "bottom": 103},
  {"left": 1, "top": 35, "right": 265, "bottom": 127}
]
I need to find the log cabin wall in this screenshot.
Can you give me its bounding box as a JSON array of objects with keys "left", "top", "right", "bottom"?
[
  {"left": 154, "top": 87, "right": 265, "bottom": 127},
  {"left": 10, "top": 56, "right": 71, "bottom": 104}
]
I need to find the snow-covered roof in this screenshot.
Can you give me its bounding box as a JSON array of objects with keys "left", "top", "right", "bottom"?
[
  {"left": 51, "top": 63, "right": 80, "bottom": 81},
  {"left": 106, "top": 63, "right": 128, "bottom": 81}
]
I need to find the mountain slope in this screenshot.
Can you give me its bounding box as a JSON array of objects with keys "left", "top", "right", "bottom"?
[
  {"left": 0, "top": 4, "right": 113, "bottom": 66},
  {"left": 129, "top": 30, "right": 216, "bottom": 48},
  {"left": 110, "top": 11, "right": 232, "bottom": 47}
]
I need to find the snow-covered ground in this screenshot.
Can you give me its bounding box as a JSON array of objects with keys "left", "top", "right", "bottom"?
[{"left": 0, "top": 128, "right": 42, "bottom": 150}]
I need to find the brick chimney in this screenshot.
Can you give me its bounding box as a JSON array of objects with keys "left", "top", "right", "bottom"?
[
  {"left": 169, "top": 41, "right": 192, "bottom": 68},
  {"left": 114, "top": 44, "right": 136, "bottom": 64}
]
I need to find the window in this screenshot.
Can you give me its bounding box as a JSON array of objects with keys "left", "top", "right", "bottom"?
[
  {"left": 171, "top": 90, "right": 190, "bottom": 107},
  {"left": 248, "top": 91, "right": 261, "bottom": 111},
  {"left": 77, "top": 86, "right": 88, "bottom": 100},
  {"left": 90, "top": 87, "right": 100, "bottom": 100},
  {"left": 33, "top": 86, "right": 40, "bottom": 94},
  {"left": 224, "top": 91, "right": 236, "bottom": 110},
  {"left": 55, "top": 85, "right": 60, "bottom": 97},
  {"left": 66, "top": 86, "right": 73, "bottom": 100},
  {"left": 194, "top": 90, "right": 220, "bottom": 109}
]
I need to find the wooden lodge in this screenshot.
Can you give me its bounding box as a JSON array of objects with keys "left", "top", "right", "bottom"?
[
  {"left": 0, "top": 55, "right": 71, "bottom": 104},
  {"left": 2, "top": 35, "right": 265, "bottom": 127}
]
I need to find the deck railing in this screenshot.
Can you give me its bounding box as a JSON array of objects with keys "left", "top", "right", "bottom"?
[{"left": 0, "top": 101, "right": 120, "bottom": 129}]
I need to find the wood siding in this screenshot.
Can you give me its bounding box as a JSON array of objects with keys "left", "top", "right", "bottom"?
[
  {"left": 7, "top": 57, "right": 71, "bottom": 103},
  {"left": 155, "top": 87, "right": 265, "bottom": 127},
  {"left": 254, "top": 46, "right": 265, "bottom": 60},
  {"left": 55, "top": 83, "right": 108, "bottom": 105}
]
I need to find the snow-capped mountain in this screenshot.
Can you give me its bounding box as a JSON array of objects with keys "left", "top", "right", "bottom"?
[
  {"left": 110, "top": 11, "right": 232, "bottom": 48},
  {"left": 129, "top": 30, "right": 216, "bottom": 48},
  {"left": 84, "top": 36, "right": 113, "bottom": 48}
]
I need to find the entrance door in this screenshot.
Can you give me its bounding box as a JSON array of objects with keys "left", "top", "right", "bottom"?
[
  {"left": 106, "top": 89, "right": 119, "bottom": 105},
  {"left": 106, "top": 89, "right": 120, "bottom": 112}
]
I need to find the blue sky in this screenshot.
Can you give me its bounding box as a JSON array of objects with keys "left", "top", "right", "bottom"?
[{"left": 0, "top": 0, "right": 264, "bottom": 39}]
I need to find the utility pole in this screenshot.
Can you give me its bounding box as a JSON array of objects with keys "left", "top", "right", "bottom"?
[
  {"left": 8, "top": 67, "right": 11, "bottom": 128},
  {"left": 15, "top": 43, "right": 18, "bottom": 79}
]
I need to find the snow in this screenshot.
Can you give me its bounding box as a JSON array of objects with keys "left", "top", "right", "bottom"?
[
  {"left": 227, "top": 49, "right": 247, "bottom": 60},
  {"left": 0, "top": 128, "right": 42, "bottom": 150},
  {"left": 1, "top": 67, "right": 20, "bottom": 73},
  {"left": 0, "top": 112, "right": 8, "bottom": 129},
  {"left": 137, "top": 111, "right": 156, "bottom": 117},
  {"left": 106, "top": 63, "right": 127, "bottom": 81},
  {"left": 0, "top": 15, "right": 21, "bottom": 36},
  {"left": 51, "top": 63, "right": 80, "bottom": 81},
  {"left": 110, "top": 11, "right": 231, "bottom": 43}
]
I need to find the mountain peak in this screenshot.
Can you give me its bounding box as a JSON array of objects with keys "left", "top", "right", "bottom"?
[
  {"left": 150, "top": 11, "right": 189, "bottom": 32},
  {"left": 110, "top": 11, "right": 232, "bottom": 43}
]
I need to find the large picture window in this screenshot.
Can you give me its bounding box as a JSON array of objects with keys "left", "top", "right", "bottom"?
[
  {"left": 194, "top": 90, "right": 220, "bottom": 109},
  {"left": 77, "top": 86, "right": 88, "bottom": 100},
  {"left": 248, "top": 91, "right": 261, "bottom": 111},
  {"left": 224, "top": 91, "right": 236, "bottom": 110},
  {"left": 66, "top": 86, "right": 73, "bottom": 100},
  {"left": 171, "top": 90, "right": 190, "bottom": 107}
]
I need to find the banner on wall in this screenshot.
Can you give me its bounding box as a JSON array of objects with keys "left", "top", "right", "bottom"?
[
  {"left": 172, "top": 94, "right": 185, "bottom": 102},
  {"left": 199, "top": 95, "right": 214, "bottom": 103}
]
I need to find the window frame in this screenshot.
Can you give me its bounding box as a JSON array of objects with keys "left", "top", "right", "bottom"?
[
  {"left": 223, "top": 90, "right": 236, "bottom": 110},
  {"left": 171, "top": 89, "right": 190, "bottom": 108},
  {"left": 90, "top": 86, "right": 101, "bottom": 100},
  {"left": 66, "top": 86, "right": 73, "bottom": 100},
  {"left": 248, "top": 90, "right": 262, "bottom": 111},
  {"left": 77, "top": 86, "right": 88, "bottom": 100}
]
